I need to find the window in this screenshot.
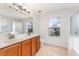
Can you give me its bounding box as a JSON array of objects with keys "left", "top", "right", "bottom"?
[{"left": 48, "top": 18, "right": 61, "bottom": 36}]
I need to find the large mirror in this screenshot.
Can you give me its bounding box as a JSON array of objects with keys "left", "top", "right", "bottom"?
[{"left": 0, "top": 3, "right": 33, "bottom": 35}]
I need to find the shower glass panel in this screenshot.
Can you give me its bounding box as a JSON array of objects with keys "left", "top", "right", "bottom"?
[{"left": 70, "top": 11, "right": 79, "bottom": 36}]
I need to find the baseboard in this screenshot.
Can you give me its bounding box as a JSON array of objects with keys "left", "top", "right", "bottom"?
[{"left": 43, "top": 42, "right": 68, "bottom": 49}]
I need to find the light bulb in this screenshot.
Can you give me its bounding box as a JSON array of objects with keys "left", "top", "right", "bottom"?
[{"left": 18, "top": 3, "right": 23, "bottom": 6}]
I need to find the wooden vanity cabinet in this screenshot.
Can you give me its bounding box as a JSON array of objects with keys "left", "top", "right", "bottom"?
[
  {"left": 32, "top": 37, "right": 37, "bottom": 56},
  {"left": 0, "top": 49, "right": 5, "bottom": 56},
  {"left": 22, "top": 35, "right": 40, "bottom": 56},
  {"left": 0, "top": 35, "right": 40, "bottom": 56},
  {"left": 22, "top": 39, "right": 32, "bottom": 56},
  {"left": 36, "top": 36, "right": 40, "bottom": 51},
  {"left": 0, "top": 43, "right": 21, "bottom": 56}
]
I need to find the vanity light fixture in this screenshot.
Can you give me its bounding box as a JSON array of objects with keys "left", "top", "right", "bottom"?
[{"left": 8, "top": 3, "right": 30, "bottom": 15}]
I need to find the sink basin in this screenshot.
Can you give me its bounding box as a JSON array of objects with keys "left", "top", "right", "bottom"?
[
  {"left": 0, "top": 39, "right": 9, "bottom": 43},
  {"left": 0, "top": 38, "right": 17, "bottom": 43},
  {"left": 0, "top": 34, "right": 30, "bottom": 46},
  {"left": 0, "top": 39, "right": 16, "bottom": 48}
]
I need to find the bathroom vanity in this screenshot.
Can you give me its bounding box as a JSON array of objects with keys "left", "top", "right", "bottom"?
[{"left": 0, "top": 34, "right": 40, "bottom": 56}]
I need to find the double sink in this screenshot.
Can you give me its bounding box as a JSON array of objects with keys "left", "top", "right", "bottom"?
[{"left": 0, "top": 34, "right": 39, "bottom": 48}]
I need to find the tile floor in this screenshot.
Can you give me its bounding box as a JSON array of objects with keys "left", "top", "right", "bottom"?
[{"left": 36, "top": 44, "right": 68, "bottom": 56}]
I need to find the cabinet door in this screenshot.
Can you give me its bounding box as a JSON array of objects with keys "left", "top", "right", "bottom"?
[
  {"left": 32, "top": 37, "right": 37, "bottom": 56},
  {"left": 0, "top": 49, "right": 5, "bottom": 56},
  {"left": 22, "top": 39, "right": 32, "bottom": 56},
  {"left": 37, "top": 36, "right": 40, "bottom": 51},
  {"left": 0, "top": 43, "right": 21, "bottom": 56}
]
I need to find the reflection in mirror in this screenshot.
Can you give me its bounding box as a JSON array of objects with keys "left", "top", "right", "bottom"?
[
  {"left": 48, "top": 18, "right": 61, "bottom": 36},
  {"left": 11, "top": 20, "right": 24, "bottom": 34},
  {"left": 25, "top": 18, "right": 33, "bottom": 35},
  {"left": 0, "top": 16, "right": 12, "bottom": 34},
  {"left": 0, "top": 3, "right": 28, "bottom": 35}
]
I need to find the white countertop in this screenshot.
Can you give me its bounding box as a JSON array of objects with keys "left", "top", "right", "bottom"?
[{"left": 0, "top": 34, "right": 40, "bottom": 49}]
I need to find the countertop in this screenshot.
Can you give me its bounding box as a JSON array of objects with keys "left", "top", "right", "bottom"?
[{"left": 0, "top": 34, "right": 40, "bottom": 49}]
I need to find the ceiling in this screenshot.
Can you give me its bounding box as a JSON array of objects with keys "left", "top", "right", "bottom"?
[
  {"left": 24, "top": 3, "right": 79, "bottom": 14},
  {"left": 0, "top": 3, "right": 79, "bottom": 19}
]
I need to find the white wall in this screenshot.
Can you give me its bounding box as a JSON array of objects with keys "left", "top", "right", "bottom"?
[
  {"left": 33, "top": 14, "right": 39, "bottom": 34},
  {"left": 39, "top": 9, "right": 75, "bottom": 48}
]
